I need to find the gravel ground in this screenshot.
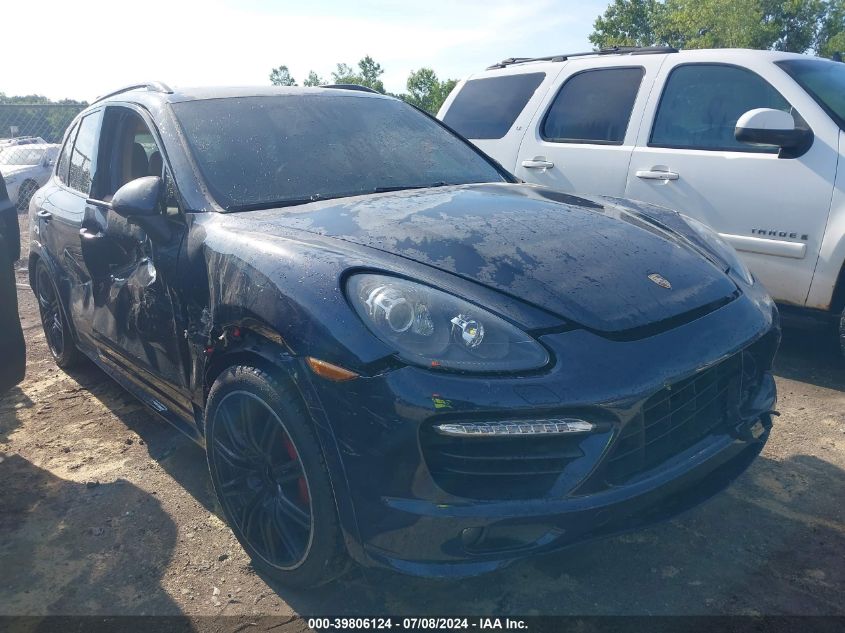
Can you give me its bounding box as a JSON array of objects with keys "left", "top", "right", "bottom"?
[{"left": 1, "top": 219, "right": 843, "bottom": 618}]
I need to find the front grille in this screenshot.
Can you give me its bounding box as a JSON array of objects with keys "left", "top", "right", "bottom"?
[
  {"left": 605, "top": 353, "right": 745, "bottom": 485},
  {"left": 420, "top": 428, "right": 585, "bottom": 500}
]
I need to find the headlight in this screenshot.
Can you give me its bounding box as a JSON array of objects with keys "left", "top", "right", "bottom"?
[
  {"left": 346, "top": 274, "right": 549, "bottom": 372},
  {"left": 681, "top": 215, "right": 754, "bottom": 285}
]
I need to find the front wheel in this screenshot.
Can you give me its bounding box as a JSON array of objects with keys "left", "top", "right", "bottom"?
[{"left": 205, "top": 365, "right": 348, "bottom": 587}]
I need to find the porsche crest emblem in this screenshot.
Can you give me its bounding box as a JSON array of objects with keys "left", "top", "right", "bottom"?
[{"left": 648, "top": 273, "right": 672, "bottom": 289}]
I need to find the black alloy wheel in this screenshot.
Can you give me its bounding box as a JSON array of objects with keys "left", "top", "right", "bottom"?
[
  {"left": 211, "top": 390, "right": 314, "bottom": 568},
  {"left": 205, "top": 365, "right": 347, "bottom": 586}
]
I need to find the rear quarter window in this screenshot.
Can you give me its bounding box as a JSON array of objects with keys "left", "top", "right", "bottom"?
[
  {"left": 442, "top": 73, "right": 545, "bottom": 140},
  {"left": 541, "top": 67, "right": 644, "bottom": 144}
]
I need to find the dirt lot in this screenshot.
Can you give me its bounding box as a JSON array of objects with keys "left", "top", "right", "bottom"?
[{"left": 1, "top": 217, "right": 844, "bottom": 618}]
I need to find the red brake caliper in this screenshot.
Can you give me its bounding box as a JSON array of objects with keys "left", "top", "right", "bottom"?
[{"left": 283, "top": 436, "right": 310, "bottom": 506}]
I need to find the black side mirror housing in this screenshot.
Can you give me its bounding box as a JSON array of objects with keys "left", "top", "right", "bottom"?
[
  {"left": 734, "top": 108, "right": 813, "bottom": 158},
  {"left": 87, "top": 176, "right": 170, "bottom": 242},
  {"left": 110, "top": 176, "right": 163, "bottom": 218}
]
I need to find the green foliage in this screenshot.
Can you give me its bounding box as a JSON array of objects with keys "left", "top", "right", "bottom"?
[
  {"left": 817, "top": 0, "right": 845, "bottom": 55},
  {"left": 267, "top": 58, "right": 453, "bottom": 113},
  {"left": 0, "top": 94, "right": 87, "bottom": 143},
  {"left": 404, "top": 68, "right": 458, "bottom": 114},
  {"left": 663, "top": 0, "right": 772, "bottom": 49},
  {"left": 590, "top": 0, "right": 845, "bottom": 56},
  {"left": 303, "top": 71, "right": 325, "bottom": 87},
  {"left": 328, "top": 56, "right": 386, "bottom": 92},
  {"left": 269, "top": 65, "right": 297, "bottom": 86},
  {"left": 590, "top": 0, "right": 667, "bottom": 47},
  {"left": 0, "top": 93, "right": 86, "bottom": 106},
  {"left": 330, "top": 63, "right": 359, "bottom": 84},
  {"left": 357, "top": 55, "right": 385, "bottom": 93}
]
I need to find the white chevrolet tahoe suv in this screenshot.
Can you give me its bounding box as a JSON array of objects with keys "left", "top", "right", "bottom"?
[{"left": 438, "top": 47, "right": 845, "bottom": 350}]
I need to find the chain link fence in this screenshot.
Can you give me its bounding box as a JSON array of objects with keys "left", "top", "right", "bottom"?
[
  {"left": 0, "top": 103, "right": 84, "bottom": 144},
  {"left": 1, "top": 103, "right": 84, "bottom": 212}
]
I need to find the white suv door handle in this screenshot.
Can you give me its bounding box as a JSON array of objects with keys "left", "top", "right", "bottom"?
[
  {"left": 522, "top": 158, "right": 554, "bottom": 169},
  {"left": 636, "top": 169, "right": 679, "bottom": 181}
]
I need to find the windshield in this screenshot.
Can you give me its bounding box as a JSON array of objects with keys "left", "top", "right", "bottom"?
[
  {"left": 777, "top": 59, "right": 845, "bottom": 129},
  {"left": 0, "top": 147, "right": 45, "bottom": 166},
  {"left": 172, "top": 94, "right": 509, "bottom": 211}
]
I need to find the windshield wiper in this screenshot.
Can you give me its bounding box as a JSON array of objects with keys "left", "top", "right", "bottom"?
[
  {"left": 227, "top": 193, "right": 336, "bottom": 212},
  {"left": 372, "top": 182, "right": 451, "bottom": 193},
  {"left": 226, "top": 183, "right": 455, "bottom": 212}
]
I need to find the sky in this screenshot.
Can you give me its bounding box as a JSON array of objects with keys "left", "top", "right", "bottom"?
[{"left": 3, "top": 0, "right": 607, "bottom": 101}]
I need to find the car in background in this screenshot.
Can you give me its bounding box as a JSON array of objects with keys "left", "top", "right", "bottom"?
[
  {"left": 438, "top": 47, "right": 845, "bottom": 353},
  {"left": 29, "top": 82, "right": 778, "bottom": 585},
  {"left": 1, "top": 143, "right": 60, "bottom": 211},
  {"left": 0, "top": 136, "right": 48, "bottom": 147},
  {"left": 0, "top": 175, "right": 25, "bottom": 392}
]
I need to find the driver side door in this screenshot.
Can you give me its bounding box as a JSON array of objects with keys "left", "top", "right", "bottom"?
[{"left": 80, "top": 104, "right": 192, "bottom": 419}]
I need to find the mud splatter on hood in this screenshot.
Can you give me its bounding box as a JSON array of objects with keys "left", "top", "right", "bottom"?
[{"left": 240, "top": 183, "right": 737, "bottom": 333}]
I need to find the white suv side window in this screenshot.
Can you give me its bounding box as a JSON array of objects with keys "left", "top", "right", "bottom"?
[
  {"left": 441, "top": 73, "right": 546, "bottom": 140},
  {"left": 650, "top": 64, "right": 791, "bottom": 152},
  {"left": 541, "top": 67, "right": 644, "bottom": 145}
]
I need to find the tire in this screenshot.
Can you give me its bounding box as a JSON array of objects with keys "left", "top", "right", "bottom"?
[
  {"left": 34, "top": 259, "right": 81, "bottom": 368},
  {"left": 16, "top": 180, "right": 38, "bottom": 214},
  {"left": 205, "top": 365, "right": 348, "bottom": 587}
]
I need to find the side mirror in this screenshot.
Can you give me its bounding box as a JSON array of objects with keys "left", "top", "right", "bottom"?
[
  {"left": 735, "top": 108, "right": 813, "bottom": 157},
  {"left": 88, "top": 176, "right": 162, "bottom": 218}
]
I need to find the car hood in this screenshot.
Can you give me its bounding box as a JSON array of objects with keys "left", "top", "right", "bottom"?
[
  {"left": 244, "top": 183, "right": 737, "bottom": 333},
  {"left": 1, "top": 165, "right": 37, "bottom": 179}
]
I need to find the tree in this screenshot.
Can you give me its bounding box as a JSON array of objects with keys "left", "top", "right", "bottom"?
[
  {"left": 269, "top": 65, "right": 297, "bottom": 86},
  {"left": 403, "top": 68, "right": 457, "bottom": 114},
  {"left": 329, "top": 57, "right": 387, "bottom": 93},
  {"left": 590, "top": 0, "right": 668, "bottom": 48},
  {"left": 662, "top": 0, "right": 774, "bottom": 49},
  {"left": 762, "top": 0, "right": 827, "bottom": 52},
  {"left": 817, "top": 0, "right": 845, "bottom": 55},
  {"left": 303, "top": 71, "right": 325, "bottom": 87},
  {"left": 357, "top": 55, "right": 385, "bottom": 93},
  {"left": 330, "top": 63, "right": 358, "bottom": 84},
  {"left": 590, "top": 0, "right": 845, "bottom": 55}
]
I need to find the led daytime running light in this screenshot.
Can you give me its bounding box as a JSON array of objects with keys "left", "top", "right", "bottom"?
[{"left": 434, "top": 418, "right": 595, "bottom": 437}]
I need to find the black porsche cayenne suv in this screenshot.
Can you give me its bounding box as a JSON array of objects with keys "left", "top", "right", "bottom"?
[{"left": 28, "top": 83, "right": 779, "bottom": 585}]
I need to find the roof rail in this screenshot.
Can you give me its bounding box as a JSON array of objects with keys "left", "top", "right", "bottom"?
[
  {"left": 323, "top": 83, "right": 379, "bottom": 94},
  {"left": 92, "top": 81, "right": 174, "bottom": 104},
  {"left": 486, "top": 46, "right": 678, "bottom": 70}
]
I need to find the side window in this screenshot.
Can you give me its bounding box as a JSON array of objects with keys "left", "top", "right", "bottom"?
[
  {"left": 55, "top": 122, "right": 78, "bottom": 185},
  {"left": 442, "top": 73, "right": 546, "bottom": 140},
  {"left": 542, "top": 67, "right": 644, "bottom": 144},
  {"left": 650, "top": 64, "right": 791, "bottom": 152},
  {"left": 68, "top": 111, "right": 103, "bottom": 193},
  {"left": 102, "top": 107, "right": 179, "bottom": 215}
]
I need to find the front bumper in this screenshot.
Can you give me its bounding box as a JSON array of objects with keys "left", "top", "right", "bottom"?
[{"left": 301, "top": 287, "right": 779, "bottom": 577}]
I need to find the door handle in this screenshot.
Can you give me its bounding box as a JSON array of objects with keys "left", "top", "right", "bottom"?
[
  {"left": 79, "top": 227, "right": 105, "bottom": 241},
  {"left": 635, "top": 169, "right": 679, "bottom": 181},
  {"left": 521, "top": 158, "right": 555, "bottom": 169},
  {"left": 36, "top": 210, "right": 52, "bottom": 222}
]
